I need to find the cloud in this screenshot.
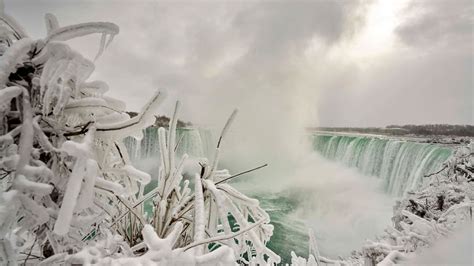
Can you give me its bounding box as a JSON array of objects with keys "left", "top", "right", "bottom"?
[
  {"left": 4, "top": 0, "right": 375, "bottom": 172},
  {"left": 317, "top": 51, "right": 473, "bottom": 127},
  {"left": 4, "top": 0, "right": 471, "bottom": 133},
  {"left": 396, "top": 0, "right": 473, "bottom": 52},
  {"left": 316, "top": 0, "right": 473, "bottom": 127}
]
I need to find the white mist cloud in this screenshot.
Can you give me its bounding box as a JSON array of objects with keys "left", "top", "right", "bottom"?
[
  {"left": 404, "top": 222, "right": 473, "bottom": 265},
  {"left": 3, "top": 0, "right": 472, "bottom": 170},
  {"left": 280, "top": 153, "right": 394, "bottom": 257},
  {"left": 317, "top": 0, "right": 473, "bottom": 127},
  {"left": 4, "top": 0, "right": 472, "bottom": 128},
  {"left": 6, "top": 2, "right": 470, "bottom": 258}
]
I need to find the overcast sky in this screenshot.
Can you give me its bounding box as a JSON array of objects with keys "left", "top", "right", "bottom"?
[{"left": 3, "top": 0, "right": 473, "bottom": 127}]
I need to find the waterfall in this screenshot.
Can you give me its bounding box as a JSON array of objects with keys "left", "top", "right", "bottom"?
[
  {"left": 124, "top": 127, "right": 212, "bottom": 162},
  {"left": 312, "top": 134, "right": 453, "bottom": 196}
]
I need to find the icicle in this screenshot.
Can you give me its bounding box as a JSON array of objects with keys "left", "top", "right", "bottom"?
[
  {"left": 0, "top": 86, "right": 21, "bottom": 112},
  {"left": 54, "top": 158, "right": 87, "bottom": 234},
  {"left": 13, "top": 175, "right": 53, "bottom": 196},
  {"left": 203, "top": 180, "right": 234, "bottom": 241},
  {"left": 217, "top": 184, "right": 259, "bottom": 206},
  {"left": 123, "top": 164, "right": 151, "bottom": 184},
  {"left": 45, "top": 22, "right": 119, "bottom": 44},
  {"left": 158, "top": 127, "right": 169, "bottom": 176},
  {"left": 40, "top": 43, "right": 96, "bottom": 116},
  {"left": 54, "top": 128, "right": 95, "bottom": 235},
  {"left": 94, "top": 177, "right": 125, "bottom": 195},
  {"left": 96, "top": 91, "right": 164, "bottom": 139},
  {"left": 76, "top": 159, "right": 98, "bottom": 210},
  {"left": 44, "top": 13, "right": 59, "bottom": 34},
  {"left": 168, "top": 101, "right": 180, "bottom": 174},
  {"left": 204, "top": 178, "right": 279, "bottom": 263},
  {"left": 205, "top": 109, "right": 238, "bottom": 179},
  {"left": 0, "top": 11, "right": 28, "bottom": 40},
  {"left": 18, "top": 194, "right": 49, "bottom": 225},
  {"left": 94, "top": 32, "right": 107, "bottom": 61},
  {"left": 217, "top": 109, "right": 238, "bottom": 149},
  {"left": 32, "top": 117, "right": 59, "bottom": 152},
  {"left": 205, "top": 148, "right": 220, "bottom": 180},
  {"left": 16, "top": 88, "right": 33, "bottom": 176},
  {"left": 193, "top": 173, "right": 206, "bottom": 254},
  {"left": 80, "top": 80, "right": 109, "bottom": 96},
  {"left": 163, "top": 153, "right": 188, "bottom": 200}
]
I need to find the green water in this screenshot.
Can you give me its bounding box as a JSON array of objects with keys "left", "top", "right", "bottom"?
[
  {"left": 124, "top": 129, "right": 454, "bottom": 264},
  {"left": 312, "top": 134, "right": 453, "bottom": 196},
  {"left": 253, "top": 192, "right": 309, "bottom": 264},
  {"left": 124, "top": 127, "right": 213, "bottom": 161}
]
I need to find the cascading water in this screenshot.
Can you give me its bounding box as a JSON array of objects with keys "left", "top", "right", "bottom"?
[
  {"left": 123, "top": 129, "right": 456, "bottom": 264},
  {"left": 312, "top": 134, "right": 453, "bottom": 196},
  {"left": 124, "top": 127, "right": 212, "bottom": 162}
]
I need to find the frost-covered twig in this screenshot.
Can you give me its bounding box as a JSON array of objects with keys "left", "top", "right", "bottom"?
[
  {"left": 215, "top": 163, "right": 268, "bottom": 185},
  {"left": 183, "top": 218, "right": 266, "bottom": 252},
  {"left": 424, "top": 164, "right": 447, "bottom": 177}
]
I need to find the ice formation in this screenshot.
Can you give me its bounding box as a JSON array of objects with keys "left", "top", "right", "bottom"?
[
  {"left": 0, "top": 4, "right": 472, "bottom": 266},
  {"left": 0, "top": 8, "right": 280, "bottom": 265},
  {"left": 292, "top": 144, "right": 473, "bottom": 266}
]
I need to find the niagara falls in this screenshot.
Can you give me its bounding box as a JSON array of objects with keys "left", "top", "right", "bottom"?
[{"left": 0, "top": 0, "right": 472, "bottom": 265}]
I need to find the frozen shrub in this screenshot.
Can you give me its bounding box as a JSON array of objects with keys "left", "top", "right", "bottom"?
[{"left": 0, "top": 6, "right": 279, "bottom": 265}]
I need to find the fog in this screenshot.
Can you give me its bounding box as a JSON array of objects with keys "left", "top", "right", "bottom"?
[
  {"left": 5, "top": 0, "right": 472, "bottom": 173},
  {"left": 404, "top": 222, "right": 473, "bottom": 265},
  {"left": 4, "top": 0, "right": 472, "bottom": 259},
  {"left": 280, "top": 153, "right": 394, "bottom": 257}
]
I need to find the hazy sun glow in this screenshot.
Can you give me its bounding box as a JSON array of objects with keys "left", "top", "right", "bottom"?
[{"left": 331, "top": 0, "right": 411, "bottom": 64}]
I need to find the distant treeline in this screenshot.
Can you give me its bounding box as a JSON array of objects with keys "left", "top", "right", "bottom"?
[
  {"left": 386, "top": 124, "right": 474, "bottom": 137},
  {"left": 313, "top": 124, "right": 474, "bottom": 137}
]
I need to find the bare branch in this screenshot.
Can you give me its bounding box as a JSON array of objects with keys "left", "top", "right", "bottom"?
[{"left": 215, "top": 163, "right": 268, "bottom": 185}]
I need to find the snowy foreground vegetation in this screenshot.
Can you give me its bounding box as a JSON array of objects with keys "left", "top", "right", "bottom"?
[{"left": 1, "top": 9, "right": 472, "bottom": 266}]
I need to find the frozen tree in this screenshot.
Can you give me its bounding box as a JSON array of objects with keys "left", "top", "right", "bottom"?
[
  {"left": 100, "top": 103, "right": 280, "bottom": 265},
  {"left": 2, "top": 2, "right": 470, "bottom": 266},
  {"left": 0, "top": 4, "right": 280, "bottom": 265}
]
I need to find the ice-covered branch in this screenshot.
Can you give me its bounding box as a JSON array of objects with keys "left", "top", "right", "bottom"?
[
  {"left": 0, "top": 38, "right": 33, "bottom": 87},
  {"left": 0, "top": 10, "right": 282, "bottom": 265}
]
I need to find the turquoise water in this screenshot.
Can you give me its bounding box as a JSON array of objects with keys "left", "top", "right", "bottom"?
[
  {"left": 312, "top": 134, "right": 453, "bottom": 196},
  {"left": 124, "top": 129, "right": 453, "bottom": 264},
  {"left": 124, "top": 127, "right": 213, "bottom": 161},
  {"left": 252, "top": 191, "right": 309, "bottom": 264}
]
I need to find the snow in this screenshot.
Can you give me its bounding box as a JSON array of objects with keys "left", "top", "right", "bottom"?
[
  {"left": 193, "top": 173, "right": 206, "bottom": 254},
  {"left": 0, "top": 5, "right": 471, "bottom": 266},
  {"left": 13, "top": 174, "right": 53, "bottom": 196},
  {"left": 54, "top": 129, "right": 97, "bottom": 235},
  {"left": 122, "top": 164, "right": 151, "bottom": 184},
  {"left": 0, "top": 86, "right": 21, "bottom": 112},
  {"left": 44, "top": 21, "right": 119, "bottom": 60},
  {"left": 0, "top": 38, "right": 33, "bottom": 87},
  {"left": 14, "top": 87, "right": 33, "bottom": 177}
]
